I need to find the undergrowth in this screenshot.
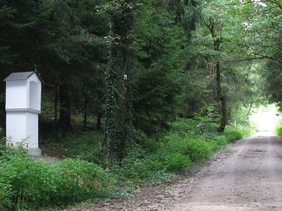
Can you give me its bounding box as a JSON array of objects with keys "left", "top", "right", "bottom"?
[
  {"left": 0, "top": 118, "right": 246, "bottom": 210},
  {"left": 0, "top": 139, "right": 115, "bottom": 211},
  {"left": 275, "top": 120, "right": 282, "bottom": 136}
]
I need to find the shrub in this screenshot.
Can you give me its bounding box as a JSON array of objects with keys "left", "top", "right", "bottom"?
[
  {"left": 0, "top": 175, "right": 13, "bottom": 211},
  {"left": 160, "top": 151, "right": 191, "bottom": 172},
  {"left": 55, "top": 159, "right": 115, "bottom": 203},
  {"left": 0, "top": 148, "right": 114, "bottom": 211},
  {"left": 275, "top": 120, "right": 282, "bottom": 136},
  {"left": 164, "top": 137, "right": 213, "bottom": 163},
  {"left": 211, "top": 135, "right": 228, "bottom": 150},
  {"left": 117, "top": 147, "right": 176, "bottom": 185},
  {"left": 224, "top": 122, "right": 256, "bottom": 137},
  {"left": 183, "top": 139, "right": 213, "bottom": 162},
  {"left": 224, "top": 131, "right": 243, "bottom": 143},
  {"left": 276, "top": 127, "right": 282, "bottom": 136}
]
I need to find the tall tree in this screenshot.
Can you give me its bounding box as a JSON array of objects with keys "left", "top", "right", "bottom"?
[
  {"left": 129, "top": 0, "right": 204, "bottom": 134},
  {"left": 104, "top": 0, "right": 137, "bottom": 161},
  {"left": 253, "top": 1, "right": 282, "bottom": 107},
  {"left": 193, "top": 0, "right": 265, "bottom": 131},
  {"left": 204, "top": 17, "right": 226, "bottom": 132},
  {"left": 0, "top": 0, "right": 41, "bottom": 128},
  {"left": 130, "top": 1, "right": 184, "bottom": 134},
  {"left": 36, "top": 0, "right": 108, "bottom": 133},
  {"left": 0, "top": 1, "right": 16, "bottom": 127}
]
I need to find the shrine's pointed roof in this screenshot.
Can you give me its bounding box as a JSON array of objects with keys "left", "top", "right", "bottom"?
[{"left": 4, "top": 71, "right": 44, "bottom": 83}]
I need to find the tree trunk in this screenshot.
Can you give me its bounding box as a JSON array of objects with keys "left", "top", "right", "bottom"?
[
  {"left": 215, "top": 62, "right": 227, "bottom": 132},
  {"left": 96, "top": 114, "right": 102, "bottom": 131},
  {"left": 104, "top": 0, "right": 134, "bottom": 162},
  {"left": 96, "top": 90, "right": 103, "bottom": 131},
  {"left": 218, "top": 96, "right": 227, "bottom": 132},
  {"left": 57, "top": 83, "right": 72, "bottom": 134},
  {"left": 207, "top": 17, "right": 227, "bottom": 133},
  {"left": 54, "top": 85, "right": 58, "bottom": 131},
  {"left": 83, "top": 96, "right": 88, "bottom": 128}
]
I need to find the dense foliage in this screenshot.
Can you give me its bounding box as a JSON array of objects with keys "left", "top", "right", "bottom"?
[
  {"left": 0, "top": 151, "right": 114, "bottom": 210},
  {"left": 0, "top": 0, "right": 282, "bottom": 210},
  {"left": 249, "top": 0, "right": 282, "bottom": 109},
  {"left": 276, "top": 120, "right": 282, "bottom": 136},
  {"left": 0, "top": 1, "right": 281, "bottom": 209},
  {"left": 0, "top": 119, "right": 246, "bottom": 210},
  {"left": 1, "top": 0, "right": 276, "bottom": 147}
]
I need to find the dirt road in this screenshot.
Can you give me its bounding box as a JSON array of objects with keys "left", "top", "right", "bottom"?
[{"left": 80, "top": 132, "right": 282, "bottom": 211}]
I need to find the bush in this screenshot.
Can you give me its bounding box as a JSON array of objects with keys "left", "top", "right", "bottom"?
[
  {"left": 160, "top": 151, "right": 191, "bottom": 172},
  {"left": 55, "top": 159, "right": 115, "bottom": 203},
  {"left": 0, "top": 148, "right": 114, "bottom": 211},
  {"left": 0, "top": 178, "right": 13, "bottom": 211},
  {"left": 164, "top": 136, "right": 213, "bottom": 163},
  {"left": 184, "top": 139, "right": 212, "bottom": 162},
  {"left": 210, "top": 135, "right": 229, "bottom": 150},
  {"left": 276, "top": 127, "right": 282, "bottom": 136},
  {"left": 224, "top": 131, "right": 243, "bottom": 143},
  {"left": 224, "top": 122, "right": 256, "bottom": 137},
  {"left": 275, "top": 120, "right": 282, "bottom": 136},
  {"left": 116, "top": 147, "right": 177, "bottom": 185}
]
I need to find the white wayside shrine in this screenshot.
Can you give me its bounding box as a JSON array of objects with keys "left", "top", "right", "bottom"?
[{"left": 4, "top": 71, "right": 43, "bottom": 156}]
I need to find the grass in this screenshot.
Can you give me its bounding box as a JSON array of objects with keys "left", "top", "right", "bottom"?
[{"left": 0, "top": 118, "right": 246, "bottom": 210}]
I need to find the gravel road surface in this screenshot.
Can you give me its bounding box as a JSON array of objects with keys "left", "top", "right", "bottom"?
[{"left": 73, "top": 131, "right": 282, "bottom": 211}]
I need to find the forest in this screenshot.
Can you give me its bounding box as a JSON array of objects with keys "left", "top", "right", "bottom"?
[{"left": 0, "top": 0, "right": 282, "bottom": 210}]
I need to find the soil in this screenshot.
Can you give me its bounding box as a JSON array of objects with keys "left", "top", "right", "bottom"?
[{"left": 69, "top": 131, "right": 282, "bottom": 211}]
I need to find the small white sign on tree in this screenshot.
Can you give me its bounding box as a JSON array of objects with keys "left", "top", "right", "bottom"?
[{"left": 4, "top": 71, "right": 43, "bottom": 156}]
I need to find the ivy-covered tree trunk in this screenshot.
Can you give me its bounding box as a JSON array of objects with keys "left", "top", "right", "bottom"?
[{"left": 104, "top": 0, "right": 136, "bottom": 162}]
